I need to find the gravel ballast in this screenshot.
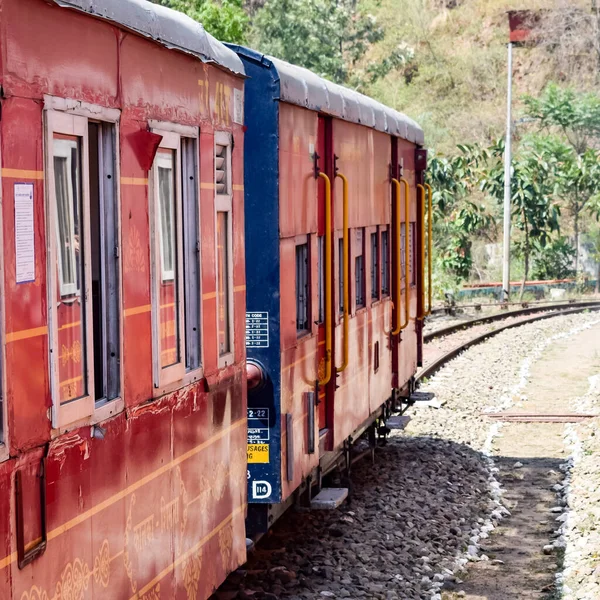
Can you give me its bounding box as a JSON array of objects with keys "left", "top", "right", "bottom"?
[{"left": 214, "top": 311, "right": 600, "bottom": 600}]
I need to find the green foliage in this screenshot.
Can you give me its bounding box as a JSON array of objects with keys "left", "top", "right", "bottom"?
[
  {"left": 524, "top": 83, "right": 600, "bottom": 155},
  {"left": 151, "top": 0, "right": 249, "bottom": 44},
  {"left": 427, "top": 144, "right": 494, "bottom": 280},
  {"left": 531, "top": 236, "right": 576, "bottom": 280},
  {"left": 250, "top": 0, "right": 411, "bottom": 87}
]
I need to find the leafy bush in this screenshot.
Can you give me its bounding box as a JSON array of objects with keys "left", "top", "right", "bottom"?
[{"left": 531, "top": 237, "right": 576, "bottom": 281}]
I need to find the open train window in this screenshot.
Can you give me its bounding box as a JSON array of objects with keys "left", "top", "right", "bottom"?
[
  {"left": 317, "top": 236, "right": 324, "bottom": 323},
  {"left": 371, "top": 232, "right": 379, "bottom": 299},
  {"left": 381, "top": 227, "right": 390, "bottom": 296},
  {"left": 355, "top": 229, "right": 365, "bottom": 309},
  {"left": 45, "top": 109, "right": 121, "bottom": 428},
  {"left": 215, "top": 132, "right": 234, "bottom": 365},
  {"left": 151, "top": 124, "right": 202, "bottom": 386},
  {"left": 295, "top": 242, "right": 310, "bottom": 336}
]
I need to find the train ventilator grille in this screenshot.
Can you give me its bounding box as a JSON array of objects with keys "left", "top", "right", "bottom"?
[{"left": 215, "top": 144, "right": 228, "bottom": 195}]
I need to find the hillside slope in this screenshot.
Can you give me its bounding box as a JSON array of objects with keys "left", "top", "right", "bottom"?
[{"left": 362, "top": 0, "right": 592, "bottom": 153}]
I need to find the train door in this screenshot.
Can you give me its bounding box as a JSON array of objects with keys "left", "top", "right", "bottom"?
[
  {"left": 316, "top": 115, "right": 335, "bottom": 446},
  {"left": 390, "top": 137, "right": 402, "bottom": 386}
]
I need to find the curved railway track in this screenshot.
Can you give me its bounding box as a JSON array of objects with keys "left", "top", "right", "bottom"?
[{"left": 416, "top": 301, "right": 600, "bottom": 385}]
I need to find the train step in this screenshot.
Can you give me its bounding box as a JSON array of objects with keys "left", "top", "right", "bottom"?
[
  {"left": 310, "top": 488, "right": 348, "bottom": 510},
  {"left": 410, "top": 391, "right": 436, "bottom": 402},
  {"left": 385, "top": 415, "right": 411, "bottom": 430}
]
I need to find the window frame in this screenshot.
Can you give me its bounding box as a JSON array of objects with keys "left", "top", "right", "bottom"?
[
  {"left": 295, "top": 237, "right": 310, "bottom": 338},
  {"left": 150, "top": 123, "right": 203, "bottom": 391},
  {"left": 214, "top": 131, "right": 235, "bottom": 368},
  {"left": 53, "top": 137, "right": 80, "bottom": 298},
  {"left": 0, "top": 145, "right": 8, "bottom": 458},
  {"left": 156, "top": 151, "right": 177, "bottom": 283},
  {"left": 354, "top": 228, "right": 366, "bottom": 311},
  {"left": 45, "top": 104, "right": 124, "bottom": 430},
  {"left": 46, "top": 110, "right": 95, "bottom": 428},
  {"left": 370, "top": 229, "right": 379, "bottom": 301},
  {"left": 380, "top": 225, "right": 390, "bottom": 297}
]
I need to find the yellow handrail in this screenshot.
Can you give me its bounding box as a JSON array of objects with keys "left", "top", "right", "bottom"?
[
  {"left": 318, "top": 172, "right": 332, "bottom": 386},
  {"left": 424, "top": 183, "right": 433, "bottom": 317},
  {"left": 390, "top": 178, "right": 402, "bottom": 335},
  {"left": 336, "top": 172, "right": 349, "bottom": 373},
  {"left": 417, "top": 183, "right": 426, "bottom": 321},
  {"left": 399, "top": 177, "right": 410, "bottom": 330}
]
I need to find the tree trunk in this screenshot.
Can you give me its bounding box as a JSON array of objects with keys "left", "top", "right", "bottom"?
[
  {"left": 520, "top": 220, "right": 529, "bottom": 301},
  {"left": 596, "top": 261, "right": 600, "bottom": 294},
  {"left": 574, "top": 207, "right": 579, "bottom": 274}
]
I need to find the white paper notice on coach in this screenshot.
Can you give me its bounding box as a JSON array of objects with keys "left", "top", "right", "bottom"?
[{"left": 14, "top": 183, "right": 35, "bottom": 284}]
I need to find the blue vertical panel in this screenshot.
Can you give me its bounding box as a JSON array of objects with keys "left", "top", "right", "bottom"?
[{"left": 228, "top": 46, "right": 282, "bottom": 504}]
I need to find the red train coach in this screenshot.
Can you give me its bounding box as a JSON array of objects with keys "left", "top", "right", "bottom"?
[
  {"left": 230, "top": 47, "right": 430, "bottom": 530},
  {"left": 0, "top": 0, "right": 247, "bottom": 597}
]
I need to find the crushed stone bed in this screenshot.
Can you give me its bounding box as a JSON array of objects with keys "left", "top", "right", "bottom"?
[{"left": 214, "top": 311, "right": 600, "bottom": 600}]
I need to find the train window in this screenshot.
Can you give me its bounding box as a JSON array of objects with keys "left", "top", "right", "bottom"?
[
  {"left": 215, "top": 133, "right": 234, "bottom": 363},
  {"left": 182, "top": 138, "right": 201, "bottom": 372},
  {"left": 381, "top": 228, "right": 390, "bottom": 296},
  {"left": 54, "top": 138, "right": 81, "bottom": 297},
  {"left": 317, "top": 236, "right": 324, "bottom": 323},
  {"left": 150, "top": 124, "right": 202, "bottom": 387},
  {"left": 401, "top": 223, "right": 406, "bottom": 288},
  {"left": 295, "top": 242, "right": 309, "bottom": 335},
  {"left": 355, "top": 229, "right": 365, "bottom": 309},
  {"left": 338, "top": 238, "right": 344, "bottom": 312},
  {"left": 46, "top": 110, "right": 121, "bottom": 427},
  {"left": 371, "top": 232, "right": 379, "bottom": 299},
  {"left": 410, "top": 222, "right": 416, "bottom": 285},
  {"left": 88, "top": 122, "right": 120, "bottom": 407}
]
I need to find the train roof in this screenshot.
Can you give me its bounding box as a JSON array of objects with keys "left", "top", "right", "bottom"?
[
  {"left": 229, "top": 46, "right": 424, "bottom": 145},
  {"left": 50, "top": 0, "right": 245, "bottom": 77}
]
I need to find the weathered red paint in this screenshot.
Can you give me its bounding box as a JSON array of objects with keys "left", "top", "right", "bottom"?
[
  {"left": 0, "top": 0, "right": 247, "bottom": 598},
  {"left": 277, "top": 102, "right": 422, "bottom": 501}
]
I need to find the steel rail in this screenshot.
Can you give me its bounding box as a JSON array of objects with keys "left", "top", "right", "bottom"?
[
  {"left": 424, "top": 301, "right": 600, "bottom": 343},
  {"left": 416, "top": 303, "right": 600, "bottom": 384}
]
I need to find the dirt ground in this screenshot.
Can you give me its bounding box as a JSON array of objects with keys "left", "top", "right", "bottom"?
[{"left": 443, "top": 324, "right": 600, "bottom": 600}]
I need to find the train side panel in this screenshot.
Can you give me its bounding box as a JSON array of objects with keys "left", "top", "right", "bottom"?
[{"left": 0, "top": 1, "right": 247, "bottom": 597}]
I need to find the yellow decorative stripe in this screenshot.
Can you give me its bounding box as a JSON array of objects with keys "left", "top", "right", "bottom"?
[
  {"left": 203, "top": 291, "right": 217, "bottom": 300},
  {"left": 200, "top": 182, "right": 215, "bottom": 190},
  {"left": 281, "top": 348, "right": 317, "bottom": 372},
  {"left": 124, "top": 304, "right": 151, "bottom": 317},
  {"left": 59, "top": 375, "right": 83, "bottom": 389},
  {"left": 232, "top": 184, "right": 244, "bottom": 191},
  {"left": 5, "top": 325, "right": 48, "bottom": 343},
  {"left": 2, "top": 168, "right": 44, "bottom": 180},
  {"left": 234, "top": 285, "right": 246, "bottom": 293},
  {"left": 131, "top": 503, "right": 246, "bottom": 599},
  {"left": 121, "top": 177, "right": 148, "bottom": 186},
  {"left": 160, "top": 302, "right": 175, "bottom": 310},
  {"left": 58, "top": 321, "right": 80, "bottom": 332}
]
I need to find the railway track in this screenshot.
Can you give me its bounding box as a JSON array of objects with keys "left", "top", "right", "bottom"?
[{"left": 416, "top": 301, "right": 600, "bottom": 385}]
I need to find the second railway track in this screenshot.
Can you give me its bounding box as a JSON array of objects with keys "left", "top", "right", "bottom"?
[{"left": 417, "top": 301, "right": 600, "bottom": 384}]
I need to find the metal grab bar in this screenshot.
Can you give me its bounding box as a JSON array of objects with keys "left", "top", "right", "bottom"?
[
  {"left": 424, "top": 183, "right": 433, "bottom": 317},
  {"left": 417, "top": 184, "right": 426, "bottom": 320},
  {"left": 399, "top": 177, "right": 410, "bottom": 330},
  {"left": 318, "top": 172, "right": 332, "bottom": 386},
  {"left": 417, "top": 183, "right": 433, "bottom": 320},
  {"left": 385, "top": 178, "right": 402, "bottom": 336},
  {"left": 336, "top": 172, "right": 349, "bottom": 373}
]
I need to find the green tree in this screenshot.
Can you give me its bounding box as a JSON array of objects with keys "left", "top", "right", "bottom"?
[
  {"left": 428, "top": 144, "right": 494, "bottom": 280},
  {"left": 482, "top": 142, "right": 561, "bottom": 299},
  {"left": 524, "top": 83, "right": 600, "bottom": 155},
  {"left": 151, "top": 0, "right": 249, "bottom": 44},
  {"left": 531, "top": 236, "right": 576, "bottom": 281},
  {"left": 250, "top": 0, "right": 413, "bottom": 87}
]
